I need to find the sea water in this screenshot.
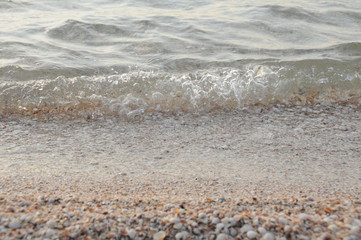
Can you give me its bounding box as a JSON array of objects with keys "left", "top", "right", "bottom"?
[{"left": 1, "top": 0, "right": 360, "bottom": 118}]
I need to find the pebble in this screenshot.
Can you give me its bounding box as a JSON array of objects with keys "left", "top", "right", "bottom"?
[
  {"left": 216, "top": 223, "right": 225, "bottom": 232},
  {"left": 47, "top": 220, "right": 57, "bottom": 229},
  {"left": 278, "top": 217, "right": 288, "bottom": 225},
  {"left": 261, "top": 232, "right": 275, "bottom": 240},
  {"left": 153, "top": 231, "right": 167, "bottom": 240},
  {"left": 8, "top": 220, "right": 21, "bottom": 229},
  {"left": 240, "top": 224, "right": 253, "bottom": 233},
  {"left": 343, "top": 238, "right": 353, "bottom": 240},
  {"left": 173, "top": 223, "right": 183, "bottom": 230},
  {"left": 198, "top": 213, "right": 207, "bottom": 219},
  {"left": 318, "top": 232, "right": 332, "bottom": 240},
  {"left": 229, "top": 227, "right": 237, "bottom": 237},
  {"left": 175, "top": 231, "right": 189, "bottom": 240},
  {"left": 128, "top": 229, "right": 136, "bottom": 239},
  {"left": 247, "top": 230, "right": 258, "bottom": 239},
  {"left": 284, "top": 225, "right": 292, "bottom": 233},
  {"left": 216, "top": 233, "right": 229, "bottom": 240},
  {"left": 328, "top": 224, "right": 338, "bottom": 232},
  {"left": 193, "top": 228, "right": 201, "bottom": 235},
  {"left": 298, "top": 213, "right": 309, "bottom": 220},
  {"left": 258, "top": 227, "right": 267, "bottom": 235},
  {"left": 20, "top": 215, "right": 32, "bottom": 223},
  {"left": 37, "top": 196, "right": 45, "bottom": 202},
  {"left": 45, "top": 229, "right": 56, "bottom": 238},
  {"left": 323, "top": 217, "right": 332, "bottom": 224},
  {"left": 69, "top": 232, "right": 79, "bottom": 239},
  {"left": 170, "top": 217, "right": 180, "bottom": 224},
  {"left": 0, "top": 226, "right": 8, "bottom": 234},
  {"left": 350, "top": 226, "right": 360, "bottom": 235},
  {"left": 0, "top": 195, "right": 361, "bottom": 239},
  {"left": 212, "top": 217, "right": 220, "bottom": 225}
]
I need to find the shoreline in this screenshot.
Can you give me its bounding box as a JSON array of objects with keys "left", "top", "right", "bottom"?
[{"left": 1, "top": 105, "right": 361, "bottom": 239}]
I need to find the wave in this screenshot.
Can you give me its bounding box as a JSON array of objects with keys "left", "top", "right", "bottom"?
[{"left": 1, "top": 61, "right": 360, "bottom": 119}]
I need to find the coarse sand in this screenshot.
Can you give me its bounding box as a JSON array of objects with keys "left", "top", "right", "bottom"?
[{"left": 0, "top": 105, "right": 361, "bottom": 239}]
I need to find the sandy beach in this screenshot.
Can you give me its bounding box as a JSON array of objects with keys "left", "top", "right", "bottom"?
[{"left": 1, "top": 104, "right": 361, "bottom": 239}]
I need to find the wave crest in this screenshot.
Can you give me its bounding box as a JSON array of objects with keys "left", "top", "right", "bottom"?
[{"left": 1, "top": 65, "right": 360, "bottom": 119}]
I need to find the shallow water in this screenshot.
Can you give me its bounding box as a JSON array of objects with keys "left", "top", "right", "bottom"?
[{"left": 1, "top": 0, "right": 360, "bottom": 118}]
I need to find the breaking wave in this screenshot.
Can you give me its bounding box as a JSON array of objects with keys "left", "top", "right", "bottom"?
[{"left": 1, "top": 61, "right": 360, "bottom": 119}]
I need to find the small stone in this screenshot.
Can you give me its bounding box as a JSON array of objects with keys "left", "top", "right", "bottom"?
[
  {"left": 318, "top": 232, "right": 332, "bottom": 240},
  {"left": 216, "top": 223, "right": 225, "bottom": 232},
  {"left": 284, "top": 225, "right": 292, "bottom": 233},
  {"left": 212, "top": 217, "right": 220, "bottom": 225},
  {"left": 278, "top": 217, "right": 288, "bottom": 225},
  {"left": 175, "top": 231, "right": 189, "bottom": 240},
  {"left": 247, "top": 230, "right": 258, "bottom": 239},
  {"left": 128, "top": 229, "right": 136, "bottom": 239},
  {"left": 153, "top": 231, "right": 167, "bottom": 240},
  {"left": 173, "top": 223, "right": 183, "bottom": 230},
  {"left": 350, "top": 226, "right": 360, "bottom": 235},
  {"left": 216, "top": 233, "right": 229, "bottom": 240},
  {"left": 9, "top": 220, "right": 21, "bottom": 229},
  {"left": 240, "top": 224, "right": 253, "bottom": 233},
  {"left": 201, "top": 217, "right": 209, "bottom": 224},
  {"left": 190, "top": 221, "right": 198, "bottom": 227},
  {"left": 177, "top": 209, "right": 186, "bottom": 217},
  {"left": 298, "top": 213, "right": 308, "bottom": 220},
  {"left": 193, "top": 228, "right": 201, "bottom": 235},
  {"left": 69, "top": 232, "right": 79, "bottom": 239},
  {"left": 199, "top": 213, "right": 207, "bottom": 219},
  {"left": 170, "top": 217, "right": 180, "bottom": 224},
  {"left": 229, "top": 228, "right": 237, "bottom": 237},
  {"left": 328, "top": 224, "right": 338, "bottom": 232},
  {"left": 45, "top": 229, "right": 56, "bottom": 238},
  {"left": 47, "top": 220, "right": 57, "bottom": 229},
  {"left": 0, "top": 226, "right": 8, "bottom": 234},
  {"left": 258, "top": 227, "right": 267, "bottom": 235},
  {"left": 20, "top": 215, "right": 31, "bottom": 223},
  {"left": 262, "top": 233, "right": 275, "bottom": 240}
]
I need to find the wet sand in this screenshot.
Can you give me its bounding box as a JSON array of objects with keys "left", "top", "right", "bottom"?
[{"left": 1, "top": 105, "right": 361, "bottom": 239}]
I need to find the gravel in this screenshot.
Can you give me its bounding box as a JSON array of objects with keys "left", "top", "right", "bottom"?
[{"left": 0, "top": 105, "right": 361, "bottom": 239}]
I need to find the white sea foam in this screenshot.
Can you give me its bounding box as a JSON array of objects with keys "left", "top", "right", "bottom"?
[{"left": 1, "top": 66, "right": 360, "bottom": 118}]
